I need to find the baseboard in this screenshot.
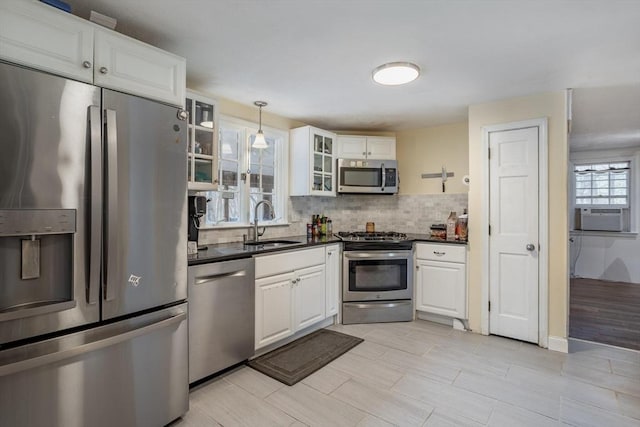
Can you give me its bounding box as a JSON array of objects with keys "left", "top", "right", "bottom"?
[{"left": 548, "top": 336, "right": 568, "bottom": 353}]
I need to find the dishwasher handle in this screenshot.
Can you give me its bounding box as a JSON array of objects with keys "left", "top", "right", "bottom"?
[{"left": 195, "top": 270, "right": 247, "bottom": 285}]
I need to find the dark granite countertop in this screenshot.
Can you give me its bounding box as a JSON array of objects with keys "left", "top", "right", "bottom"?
[
  {"left": 408, "top": 234, "right": 469, "bottom": 245},
  {"left": 188, "top": 235, "right": 341, "bottom": 266},
  {"left": 188, "top": 234, "right": 467, "bottom": 266}
]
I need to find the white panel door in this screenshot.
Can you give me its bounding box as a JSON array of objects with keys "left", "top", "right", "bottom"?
[
  {"left": 255, "top": 272, "right": 294, "bottom": 349},
  {"left": 294, "top": 264, "right": 326, "bottom": 331},
  {"left": 489, "top": 126, "right": 539, "bottom": 343}
]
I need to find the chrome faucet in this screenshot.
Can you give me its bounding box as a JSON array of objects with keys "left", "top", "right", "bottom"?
[{"left": 250, "top": 199, "right": 275, "bottom": 243}]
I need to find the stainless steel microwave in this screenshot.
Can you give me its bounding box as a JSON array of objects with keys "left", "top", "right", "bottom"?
[{"left": 337, "top": 158, "right": 398, "bottom": 194}]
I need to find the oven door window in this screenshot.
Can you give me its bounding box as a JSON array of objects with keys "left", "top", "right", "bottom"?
[
  {"left": 341, "top": 168, "right": 382, "bottom": 187},
  {"left": 348, "top": 259, "right": 407, "bottom": 292}
]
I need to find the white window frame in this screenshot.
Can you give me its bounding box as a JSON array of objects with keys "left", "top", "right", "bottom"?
[
  {"left": 200, "top": 115, "right": 289, "bottom": 228},
  {"left": 569, "top": 151, "right": 638, "bottom": 233},
  {"left": 573, "top": 160, "right": 631, "bottom": 208}
]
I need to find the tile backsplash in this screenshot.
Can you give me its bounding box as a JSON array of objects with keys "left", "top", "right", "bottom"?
[{"left": 199, "top": 193, "right": 468, "bottom": 244}]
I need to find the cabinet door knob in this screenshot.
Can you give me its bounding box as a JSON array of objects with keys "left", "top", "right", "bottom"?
[
  {"left": 296, "top": 278, "right": 301, "bottom": 283},
  {"left": 368, "top": 152, "right": 372, "bottom": 155},
  {"left": 99, "top": 67, "right": 108, "bottom": 74},
  {"left": 416, "top": 265, "right": 419, "bottom": 270},
  {"left": 362, "top": 152, "right": 366, "bottom": 156},
  {"left": 82, "top": 61, "right": 92, "bottom": 69}
]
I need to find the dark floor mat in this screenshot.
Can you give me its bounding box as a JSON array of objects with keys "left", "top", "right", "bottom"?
[{"left": 247, "top": 329, "right": 363, "bottom": 386}]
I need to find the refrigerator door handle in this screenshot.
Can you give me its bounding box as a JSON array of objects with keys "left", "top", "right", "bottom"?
[
  {"left": 104, "top": 108, "right": 118, "bottom": 302},
  {"left": 0, "top": 312, "right": 186, "bottom": 377},
  {"left": 88, "top": 105, "right": 102, "bottom": 305}
]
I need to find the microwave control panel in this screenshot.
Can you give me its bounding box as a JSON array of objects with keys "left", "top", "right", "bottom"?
[{"left": 385, "top": 168, "right": 397, "bottom": 187}]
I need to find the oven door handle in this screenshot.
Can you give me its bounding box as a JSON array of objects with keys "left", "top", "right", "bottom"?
[{"left": 344, "top": 251, "right": 411, "bottom": 259}]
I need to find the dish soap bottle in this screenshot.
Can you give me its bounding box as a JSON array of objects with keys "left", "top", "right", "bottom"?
[{"left": 446, "top": 211, "right": 457, "bottom": 240}]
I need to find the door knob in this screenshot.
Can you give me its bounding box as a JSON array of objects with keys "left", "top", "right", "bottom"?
[
  {"left": 99, "top": 67, "right": 108, "bottom": 74},
  {"left": 526, "top": 243, "right": 536, "bottom": 251},
  {"left": 82, "top": 61, "right": 92, "bottom": 68}
]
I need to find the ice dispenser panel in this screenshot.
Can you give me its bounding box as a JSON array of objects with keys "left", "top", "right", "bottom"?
[{"left": 0, "top": 209, "right": 76, "bottom": 322}]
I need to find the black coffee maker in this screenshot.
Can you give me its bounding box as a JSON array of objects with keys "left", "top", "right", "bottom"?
[{"left": 188, "top": 195, "right": 208, "bottom": 250}]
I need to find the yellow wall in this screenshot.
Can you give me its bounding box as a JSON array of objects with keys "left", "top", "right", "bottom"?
[
  {"left": 467, "top": 91, "right": 568, "bottom": 339},
  {"left": 396, "top": 122, "right": 469, "bottom": 194}
]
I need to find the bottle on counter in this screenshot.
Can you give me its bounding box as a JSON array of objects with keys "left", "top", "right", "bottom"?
[
  {"left": 446, "top": 211, "right": 457, "bottom": 240},
  {"left": 320, "top": 215, "right": 327, "bottom": 235},
  {"left": 327, "top": 219, "right": 333, "bottom": 236},
  {"left": 457, "top": 209, "right": 468, "bottom": 241}
]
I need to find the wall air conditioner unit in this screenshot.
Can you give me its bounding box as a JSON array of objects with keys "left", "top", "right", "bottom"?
[{"left": 580, "top": 208, "right": 623, "bottom": 231}]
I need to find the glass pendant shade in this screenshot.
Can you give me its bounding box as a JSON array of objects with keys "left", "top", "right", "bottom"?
[{"left": 252, "top": 101, "right": 268, "bottom": 149}]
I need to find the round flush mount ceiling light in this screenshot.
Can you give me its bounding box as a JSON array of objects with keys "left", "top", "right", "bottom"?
[{"left": 372, "top": 62, "right": 420, "bottom": 86}]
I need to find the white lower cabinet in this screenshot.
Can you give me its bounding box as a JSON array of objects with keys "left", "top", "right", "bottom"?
[
  {"left": 254, "top": 247, "right": 328, "bottom": 350},
  {"left": 325, "top": 244, "right": 340, "bottom": 317},
  {"left": 415, "top": 243, "right": 467, "bottom": 319},
  {"left": 293, "top": 265, "right": 326, "bottom": 331},
  {"left": 255, "top": 271, "right": 295, "bottom": 349}
]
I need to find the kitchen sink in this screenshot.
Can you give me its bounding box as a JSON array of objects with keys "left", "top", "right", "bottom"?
[{"left": 243, "top": 239, "right": 303, "bottom": 247}]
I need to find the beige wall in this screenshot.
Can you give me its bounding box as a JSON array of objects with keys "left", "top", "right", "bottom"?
[
  {"left": 467, "top": 91, "right": 568, "bottom": 339},
  {"left": 396, "top": 122, "right": 469, "bottom": 195},
  {"left": 189, "top": 88, "right": 306, "bottom": 130}
]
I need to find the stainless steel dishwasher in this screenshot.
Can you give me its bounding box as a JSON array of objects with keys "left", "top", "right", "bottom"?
[{"left": 188, "top": 257, "right": 255, "bottom": 384}]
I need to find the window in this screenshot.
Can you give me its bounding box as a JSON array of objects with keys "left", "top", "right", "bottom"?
[
  {"left": 201, "top": 116, "right": 287, "bottom": 227},
  {"left": 574, "top": 161, "right": 630, "bottom": 207}
]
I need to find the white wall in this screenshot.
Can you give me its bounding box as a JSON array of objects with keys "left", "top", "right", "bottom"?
[
  {"left": 571, "top": 232, "right": 640, "bottom": 283},
  {"left": 569, "top": 147, "right": 640, "bottom": 283}
]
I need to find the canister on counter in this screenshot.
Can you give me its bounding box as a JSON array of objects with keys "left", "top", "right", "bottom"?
[
  {"left": 366, "top": 222, "right": 375, "bottom": 233},
  {"left": 306, "top": 223, "right": 312, "bottom": 239}
]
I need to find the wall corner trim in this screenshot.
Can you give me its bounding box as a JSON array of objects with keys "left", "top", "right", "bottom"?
[{"left": 548, "top": 336, "right": 568, "bottom": 353}]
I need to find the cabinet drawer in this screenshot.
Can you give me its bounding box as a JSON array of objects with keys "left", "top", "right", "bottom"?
[
  {"left": 415, "top": 243, "right": 466, "bottom": 263},
  {"left": 255, "top": 247, "right": 325, "bottom": 278}
]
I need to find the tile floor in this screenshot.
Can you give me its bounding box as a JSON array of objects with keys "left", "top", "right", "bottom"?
[{"left": 173, "top": 320, "right": 640, "bottom": 426}]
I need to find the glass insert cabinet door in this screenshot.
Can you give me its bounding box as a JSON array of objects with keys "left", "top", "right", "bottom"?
[
  {"left": 312, "top": 131, "right": 334, "bottom": 193},
  {"left": 186, "top": 91, "right": 218, "bottom": 190}
]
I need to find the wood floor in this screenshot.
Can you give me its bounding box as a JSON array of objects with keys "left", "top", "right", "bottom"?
[
  {"left": 172, "top": 320, "right": 640, "bottom": 427},
  {"left": 570, "top": 278, "right": 640, "bottom": 351}
]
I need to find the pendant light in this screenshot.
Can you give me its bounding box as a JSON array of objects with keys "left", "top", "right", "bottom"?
[{"left": 252, "top": 101, "right": 268, "bottom": 149}]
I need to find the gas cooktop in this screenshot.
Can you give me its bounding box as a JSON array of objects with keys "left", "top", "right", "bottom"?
[{"left": 336, "top": 231, "right": 408, "bottom": 241}]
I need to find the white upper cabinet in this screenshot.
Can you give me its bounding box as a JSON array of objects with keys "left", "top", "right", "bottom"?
[
  {"left": 0, "top": 0, "right": 186, "bottom": 107},
  {"left": 337, "top": 135, "right": 396, "bottom": 160},
  {"left": 290, "top": 126, "right": 337, "bottom": 197},
  {"left": 185, "top": 91, "right": 218, "bottom": 191},
  {"left": 94, "top": 29, "right": 186, "bottom": 107},
  {"left": 0, "top": 0, "right": 94, "bottom": 83}
]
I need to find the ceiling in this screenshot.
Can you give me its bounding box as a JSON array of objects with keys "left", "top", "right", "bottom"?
[
  {"left": 66, "top": 0, "right": 640, "bottom": 132},
  {"left": 570, "top": 86, "right": 640, "bottom": 152}
]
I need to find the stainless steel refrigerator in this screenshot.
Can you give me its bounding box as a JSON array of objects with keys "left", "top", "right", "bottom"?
[{"left": 0, "top": 61, "right": 188, "bottom": 426}]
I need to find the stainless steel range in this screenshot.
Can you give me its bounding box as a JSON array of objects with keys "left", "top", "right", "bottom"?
[{"left": 337, "top": 231, "right": 413, "bottom": 324}]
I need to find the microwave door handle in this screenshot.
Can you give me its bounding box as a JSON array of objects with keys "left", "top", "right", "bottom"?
[{"left": 381, "top": 163, "right": 386, "bottom": 189}]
